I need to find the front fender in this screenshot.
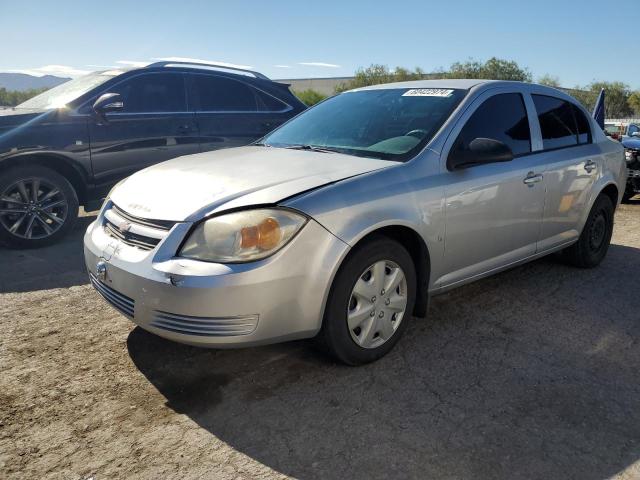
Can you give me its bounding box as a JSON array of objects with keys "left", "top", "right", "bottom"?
[{"left": 284, "top": 155, "right": 445, "bottom": 288}]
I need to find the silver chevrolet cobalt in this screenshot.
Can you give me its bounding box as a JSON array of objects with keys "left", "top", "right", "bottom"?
[{"left": 84, "top": 79, "right": 625, "bottom": 364}]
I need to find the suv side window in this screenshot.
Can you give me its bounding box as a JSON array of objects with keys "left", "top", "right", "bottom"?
[
  {"left": 532, "top": 95, "right": 580, "bottom": 150},
  {"left": 110, "top": 73, "right": 187, "bottom": 113},
  {"left": 189, "top": 74, "right": 287, "bottom": 112},
  {"left": 451, "top": 93, "right": 531, "bottom": 159}
]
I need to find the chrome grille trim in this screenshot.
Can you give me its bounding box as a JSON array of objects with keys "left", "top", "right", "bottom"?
[
  {"left": 89, "top": 274, "right": 135, "bottom": 318},
  {"left": 112, "top": 204, "right": 176, "bottom": 231},
  {"left": 103, "top": 204, "right": 175, "bottom": 251},
  {"left": 104, "top": 220, "right": 159, "bottom": 250},
  {"left": 150, "top": 311, "right": 258, "bottom": 337}
]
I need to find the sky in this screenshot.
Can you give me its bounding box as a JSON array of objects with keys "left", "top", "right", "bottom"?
[{"left": 0, "top": 0, "right": 637, "bottom": 89}]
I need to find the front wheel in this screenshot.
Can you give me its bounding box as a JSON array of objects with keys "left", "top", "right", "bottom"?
[
  {"left": 562, "top": 194, "right": 614, "bottom": 268},
  {"left": 0, "top": 165, "right": 79, "bottom": 249},
  {"left": 318, "top": 236, "right": 417, "bottom": 365}
]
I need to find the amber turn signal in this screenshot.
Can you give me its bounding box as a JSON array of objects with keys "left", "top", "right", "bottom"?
[{"left": 240, "top": 217, "right": 282, "bottom": 250}]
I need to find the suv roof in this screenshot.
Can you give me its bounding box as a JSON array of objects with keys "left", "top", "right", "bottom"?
[{"left": 100, "top": 60, "right": 271, "bottom": 82}]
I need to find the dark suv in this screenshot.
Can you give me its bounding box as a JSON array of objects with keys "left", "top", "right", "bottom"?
[{"left": 0, "top": 61, "right": 305, "bottom": 248}]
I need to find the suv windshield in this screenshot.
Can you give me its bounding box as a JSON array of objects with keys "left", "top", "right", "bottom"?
[
  {"left": 16, "top": 71, "right": 124, "bottom": 110},
  {"left": 262, "top": 87, "right": 467, "bottom": 161}
]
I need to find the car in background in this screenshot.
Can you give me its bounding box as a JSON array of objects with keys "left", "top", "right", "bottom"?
[
  {"left": 0, "top": 61, "right": 305, "bottom": 248},
  {"left": 622, "top": 134, "right": 640, "bottom": 200},
  {"left": 604, "top": 121, "right": 640, "bottom": 141},
  {"left": 84, "top": 79, "right": 625, "bottom": 365}
]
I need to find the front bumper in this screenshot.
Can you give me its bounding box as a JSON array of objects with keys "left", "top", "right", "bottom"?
[{"left": 83, "top": 210, "right": 349, "bottom": 347}]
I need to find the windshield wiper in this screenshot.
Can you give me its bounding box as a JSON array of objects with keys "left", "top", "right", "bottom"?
[
  {"left": 283, "top": 144, "right": 340, "bottom": 154},
  {"left": 253, "top": 142, "right": 273, "bottom": 147}
]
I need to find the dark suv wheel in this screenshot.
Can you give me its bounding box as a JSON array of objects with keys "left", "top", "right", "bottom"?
[{"left": 0, "top": 165, "right": 79, "bottom": 249}]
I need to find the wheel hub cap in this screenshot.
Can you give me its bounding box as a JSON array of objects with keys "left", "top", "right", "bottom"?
[{"left": 347, "top": 260, "right": 408, "bottom": 349}]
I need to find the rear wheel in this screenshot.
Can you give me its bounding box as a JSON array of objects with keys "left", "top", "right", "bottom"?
[
  {"left": 563, "top": 194, "right": 614, "bottom": 268},
  {"left": 0, "top": 165, "right": 78, "bottom": 248},
  {"left": 318, "top": 236, "right": 416, "bottom": 365}
]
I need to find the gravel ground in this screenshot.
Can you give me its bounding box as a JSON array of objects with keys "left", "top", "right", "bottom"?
[{"left": 1, "top": 203, "right": 640, "bottom": 480}]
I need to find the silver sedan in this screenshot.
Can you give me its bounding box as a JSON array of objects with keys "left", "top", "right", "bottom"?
[{"left": 84, "top": 79, "right": 625, "bottom": 364}]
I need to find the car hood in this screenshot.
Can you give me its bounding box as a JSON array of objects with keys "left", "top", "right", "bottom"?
[
  {"left": 622, "top": 138, "right": 640, "bottom": 149},
  {"left": 110, "top": 146, "right": 395, "bottom": 222},
  {"left": 0, "top": 108, "right": 51, "bottom": 134}
]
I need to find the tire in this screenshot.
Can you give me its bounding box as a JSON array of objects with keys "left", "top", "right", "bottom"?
[
  {"left": 563, "top": 194, "right": 614, "bottom": 268},
  {"left": 0, "top": 165, "right": 79, "bottom": 249},
  {"left": 318, "top": 235, "right": 417, "bottom": 365}
]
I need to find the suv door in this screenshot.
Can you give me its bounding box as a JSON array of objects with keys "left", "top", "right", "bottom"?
[
  {"left": 531, "top": 94, "right": 598, "bottom": 250},
  {"left": 437, "top": 90, "right": 546, "bottom": 288},
  {"left": 186, "top": 73, "right": 292, "bottom": 151},
  {"left": 89, "top": 72, "right": 199, "bottom": 189}
]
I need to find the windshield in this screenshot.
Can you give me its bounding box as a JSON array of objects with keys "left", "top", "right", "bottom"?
[
  {"left": 15, "top": 71, "right": 124, "bottom": 110},
  {"left": 262, "top": 87, "right": 467, "bottom": 161}
]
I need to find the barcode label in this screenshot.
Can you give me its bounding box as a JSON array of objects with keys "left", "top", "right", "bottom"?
[{"left": 402, "top": 88, "right": 454, "bottom": 97}]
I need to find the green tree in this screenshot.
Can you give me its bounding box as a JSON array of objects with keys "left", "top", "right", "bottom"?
[
  {"left": 294, "top": 89, "right": 327, "bottom": 106},
  {"left": 537, "top": 74, "right": 561, "bottom": 88},
  {"left": 571, "top": 81, "right": 633, "bottom": 118},
  {"left": 335, "top": 64, "right": 425, "bottom": 93},
  {"left": 628, "top": 91, "right": 640, "bottom": 116},
  {"left": 0, "top": 87, "right": 48, "bottom": 107},
  {"left": 447, "top": 57, "right": 532, "bottom": 82}
]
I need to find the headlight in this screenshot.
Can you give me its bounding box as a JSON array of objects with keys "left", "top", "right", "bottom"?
[
  {"left": 625, "top": 149, "right": 635, "bottom": 162},
  {"left": 179, "top": 208, "right": 307, "bottom": 263}
]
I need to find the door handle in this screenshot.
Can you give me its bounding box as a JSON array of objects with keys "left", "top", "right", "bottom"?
[
  {"left": 177, "top": 124, "right": 192, "bottom": 134},
  {"left": 584, "top": 159, "right": 596, "bottom": 173},
  {"left": 523, "top": 171, "right": 543, "bottom": 187}
]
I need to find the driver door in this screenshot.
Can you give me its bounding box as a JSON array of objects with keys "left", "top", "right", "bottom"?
[
  {"left": 89, "top": 72, "right": 199, "bottom": 189},
  {"left": 436, "top": 90, "right": 546, "bottom": 288}
]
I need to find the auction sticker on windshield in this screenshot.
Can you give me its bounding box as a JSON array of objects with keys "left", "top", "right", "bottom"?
[{"left": 402, "top": 88, "right": 454, "bottom": 97}]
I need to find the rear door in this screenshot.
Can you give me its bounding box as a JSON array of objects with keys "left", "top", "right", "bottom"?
[
  {"left": 530, "top": 94, "right": 599, "bottom": 250},
  {"left": 186, "top": 73, "right": 292, "bottom": 151},
  {"left": 438, "top": 90, "right": 546, "bottom": 287},
  {"left": 89, "top": 72, "right": 199, "bottom": 188}
]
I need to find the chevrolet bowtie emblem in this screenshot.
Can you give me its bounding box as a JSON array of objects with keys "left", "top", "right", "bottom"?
[{"left": 118, "top": 221, "right": 132, "bottom": 233}]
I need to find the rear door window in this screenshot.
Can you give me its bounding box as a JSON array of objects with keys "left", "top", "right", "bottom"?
[
  {"left": 109, "top": 73, "right": 187, "bottom": 113},
  {"left": 532, "top": 95, "right": 579, "bottom": 150},
  {"left": 190, "top": 74, "right": 280, "bottom": 112},
  {"left": 451, "top": 92, "right": 532, "bottom": 159}
]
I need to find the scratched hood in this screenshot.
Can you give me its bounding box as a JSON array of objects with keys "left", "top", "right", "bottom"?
[{"left": 110, "top": 146, "right": 394, "bottom": 222}]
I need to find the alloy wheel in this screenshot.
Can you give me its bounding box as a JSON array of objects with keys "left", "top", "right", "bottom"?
[
  {"left": 0, "top": 177, "right": 69, "bottom": 240},
  {"left": 347, "top": 260, "right": 408, "bottom": 349}
]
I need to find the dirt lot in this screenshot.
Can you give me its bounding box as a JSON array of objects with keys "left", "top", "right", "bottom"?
[{"left": 1, "top": 203, "right": 640, "bottom": 480}]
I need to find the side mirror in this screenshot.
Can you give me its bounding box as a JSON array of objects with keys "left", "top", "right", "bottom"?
[
  {"left": 631, "top": 132, "right": 640, "bottom": 137},
  {"left": 93, "top": 93, "right": 124, "bottom": 115},
  {"left": 447, "top": 137, "right": 514, "bottom": 170}
]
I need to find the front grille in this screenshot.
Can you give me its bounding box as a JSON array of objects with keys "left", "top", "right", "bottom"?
[
  {"left": 90, "top": 274, "right": 135, "bottom": 318},
  {"left": 112, "top": 204, "right": 176, "bottom": 231},
  {"left": 104, "top": 220, "right": 159, "bottom": 250},
  {"left": 103, "top": 204, "right": 176, "bottom": 251},
  {"left": 150, "top": 310, "right": 258, "bottom": 337}
]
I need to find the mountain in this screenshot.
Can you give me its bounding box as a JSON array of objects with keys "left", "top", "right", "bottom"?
[{"left": 0, "top": 73, "right": 70, "bottom": 91}]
